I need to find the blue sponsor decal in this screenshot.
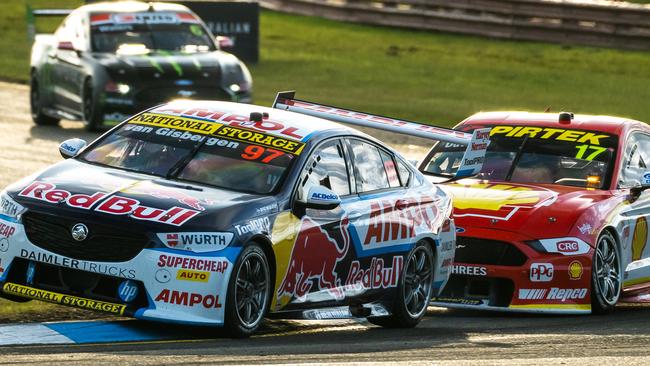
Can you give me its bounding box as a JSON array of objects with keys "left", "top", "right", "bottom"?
[
  {"left": 311, "top": 192, "right": 338, "bottom": 201},
  {"left": 117, "top": 280, "right": 139, "bottom": 303},
  {"left": 26, "top": 261, "right": 36, "bottom": 285},
  {"left": 174, "top": 79, "right": 193, "bottom": 86},
  {"left": 456, "top": 227, "right": 465, "bottom": 233}
]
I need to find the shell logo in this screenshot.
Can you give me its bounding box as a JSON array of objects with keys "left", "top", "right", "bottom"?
[
  {"left": 568, "top": 260, "right": 583, "bottom": 280},
  {"left": 446, "top": 183, "right": 557, "bottom": 221}
]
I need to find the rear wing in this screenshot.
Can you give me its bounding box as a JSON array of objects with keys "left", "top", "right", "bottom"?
[
  {"left": 272, "top": 91, "right": 490, "bottom": 179},
  {"left": 26, "top": 5, "right": 72, "bottom": 41}
]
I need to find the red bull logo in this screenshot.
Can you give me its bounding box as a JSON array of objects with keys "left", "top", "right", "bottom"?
[
  {"left": 278, "top": 217, "right": 350, "bottom": 301},
  {"left": 123, "top": 182, "right": 213, "bottom": 211}
]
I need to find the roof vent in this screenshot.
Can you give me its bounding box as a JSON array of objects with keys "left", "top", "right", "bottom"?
[
  {"left": 249, "top": 112, "right": 269, "bottom": 122},
  {"left": 559, "top": 112, "right": 573, "bottom": 124}
]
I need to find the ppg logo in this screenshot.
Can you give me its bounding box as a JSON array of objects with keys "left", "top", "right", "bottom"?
[
  {"left": 117, "top": 280, "right": 139, "bottom": 303},
  {"left": 530, "top": 263, "right": 554, "bottom": 282}
]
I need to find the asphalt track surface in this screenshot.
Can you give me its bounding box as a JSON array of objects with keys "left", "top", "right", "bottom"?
[{"left": 2, "top": 81, "right": 650, "bottom": 364}]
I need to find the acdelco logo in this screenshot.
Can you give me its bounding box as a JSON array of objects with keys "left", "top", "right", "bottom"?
[
  {"left": 530, "top": 263, "right": 554, "bottom": 282},
  {"left": 311, "top": 192, "right": 338, "bottom": 200},
  {"left": 557, "top": 240, "right": 579, "bottom": 253}
]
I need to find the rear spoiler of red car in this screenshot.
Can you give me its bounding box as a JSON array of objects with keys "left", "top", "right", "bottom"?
[{"left": 272, "top": 91, "right": 491, "bottom": 179}]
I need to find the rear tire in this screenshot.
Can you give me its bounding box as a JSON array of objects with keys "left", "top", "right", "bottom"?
[
  {"left": 82, "top": 79, "right": 103, "bottom": 132},
  {"left": 224, "top": 244, "right": 270, "bottom": 337},
  {"left": 591, "top": 231, "right": 621, "bottom": 314},
  {"left": 30, "top": 75, "right": 60, "bottom": 126},
  {"left": 367, "top": 241, "right": 434, "bottom": 328}
]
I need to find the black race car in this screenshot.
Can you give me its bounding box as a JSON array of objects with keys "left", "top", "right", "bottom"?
[{"left": 29, "top": 1, "right": 252, "bottom": 131}]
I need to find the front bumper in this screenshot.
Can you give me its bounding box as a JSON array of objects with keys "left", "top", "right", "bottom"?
[
  {"left": 102, "top": 85, "right": 252, "bottom": 126},
  {"left": 431, "top": 233, "right": 594, "bottom": 314},
  {"left": 0, "top": 215, "right": 240, "bottom": 326}
]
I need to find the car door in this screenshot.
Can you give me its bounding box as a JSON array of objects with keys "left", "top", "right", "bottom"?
[
  {"left": 617, "top": 132, "right": 650, "bottom": 288},
  {"left": 51, "top": 13, "right": 86, "bottom": 112},
  {"left": 341, "top": 138, "right": 433, "bottom": 301},
  {"left": 275, "top": 138, "right": 354, "bottom": 306}
]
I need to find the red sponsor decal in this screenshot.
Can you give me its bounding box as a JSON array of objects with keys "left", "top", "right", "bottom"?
[
  {"left": 0, "top": 223, "right": 15, "bottom": 238},
  {"left": 90, "top": 13, "right": 112, "bottom": 24},
  {"left": 155, "top": 289, "right": 222, "bottom": 308},
  {"left": 345, "top": 256, "right": 403, "bottom": 290},
  {"left": 157, "top": 254, "right": 228, "bottom": 273},
  {"left": 363, "top": 196, "right": 439, "bottom": 245},
  {"left": 166, "top": 234, "right": 179, "bottom": 247},
  {"left": 278, "top": 217, "right": 350, "bottom": 300},
  {"left": 19, "top": 182, "right": 199, "bottom": 226},
  {"left": 557, "top": 240, "right": 579, "bottom": 253}
]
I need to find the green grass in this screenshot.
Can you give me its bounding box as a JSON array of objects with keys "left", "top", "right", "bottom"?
[
  {"left": 1, "top": 2, "right": 650, "bottom": 125},
  {"left": 250, "top": 12, "right": 650, "bottom": 125}
]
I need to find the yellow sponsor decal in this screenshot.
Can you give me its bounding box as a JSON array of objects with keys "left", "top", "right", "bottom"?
[
  {"left": 214, "top": 126, "right": 304, "bottom": 154},
  {"left": 632, "top": 216, "right": 648, "bottom": 261},
  {"left": 508, "top": 303, "right": 591, "bottom": 311},
  {"left": 176, "top": 269, "right": 210, "bottom": 283},
  {"left": 490, "top": 125, "right": 611, "bottom": 146},
  {"left": 624, "top": 275, "right": 650, "bottom": 287},
  {"left": 129, "top": 113, "right": 305, "bottom": 155},
  {"left": 3, "top": 283, "right": 126, "bottom": 315},
  {"left": 130, "top": 113, "right": 222, "bottom": 135},
  {"left": 448, "top": 183, "right": 544, "bottom": 211},
  {"left": 568, "top": 261, "right": 583, "bottom": 280}
]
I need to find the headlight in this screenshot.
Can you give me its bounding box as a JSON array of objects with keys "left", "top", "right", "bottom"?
[
  {"left": 156, "top": 232, "right": 233, "bottom": 253},
  {"left": 0, "top": 191, "right": 25, "bottom": 220},
  {"left": 105, "top": 81, "right": 131, "bottom": 95}
]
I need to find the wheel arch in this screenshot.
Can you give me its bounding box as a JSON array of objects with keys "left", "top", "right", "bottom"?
[{"left": 247, "top": 234, "right": 277, "bottom": 298}]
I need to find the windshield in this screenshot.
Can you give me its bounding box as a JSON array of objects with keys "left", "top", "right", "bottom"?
[
  {"left": 422, "top": 125, "right": 618, "bottom": 189},
  {"left": 80, "top": 118, "right": 296, "bottom": 195},
  {"left": 90, "top": 12, "right": 215, "bottom": 53}
]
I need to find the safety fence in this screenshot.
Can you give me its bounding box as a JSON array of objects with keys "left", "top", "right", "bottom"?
[{"left": 260, "top": 0, "right": 650, "bottom": 50}]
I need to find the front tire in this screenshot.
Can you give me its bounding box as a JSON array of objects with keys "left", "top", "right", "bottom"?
[
  {"left": 30, "top": 75, "right": 60, "bottom": 126},
  {"left": 224, "top": 244, "right": 270, "bottom": 337},
  {"left": 368, "top": 241, "right": 434, "bottom": 328},
  {"left": 591, "top": 231, "right": 621, "bottom": 314},
  {"left": 82, "top": 79, "right": 103, "bottom": 132}
]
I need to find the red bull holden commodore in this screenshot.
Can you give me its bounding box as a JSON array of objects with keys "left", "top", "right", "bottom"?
[
  {"left": 273, "top": 93, "right": 650, "bottom": 315},
  {"left": 0, "top": 97, "right": 487, "bottom": 336},
  {"left": 29, "top": 1, "right": 252, "bottom": 131}
]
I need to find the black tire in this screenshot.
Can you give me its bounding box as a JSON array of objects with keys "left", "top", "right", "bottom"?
[
  {"left": 367, "top": 241, "right": 434, "bottom": 328},
  {"left": 30, "top": 75, "right": 60, "bottom": 126},
  {"left": 224, "top": 244, "right": 271, "bottom": 337},
  {"left": 82, "top": 79, "right": 103, "bottom": 132},
  {"left": 591, "top": 231, "right": 621, "bottom": 314}
]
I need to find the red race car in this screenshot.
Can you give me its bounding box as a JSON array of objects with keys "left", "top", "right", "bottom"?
[
  {"left": 421, "top": 111, "right": 650, "bottom": 314},
  {"left": 272, "top": 92, "right": 650, "bottom": 314}
]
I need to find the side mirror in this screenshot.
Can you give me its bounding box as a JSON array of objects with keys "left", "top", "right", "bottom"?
[
  {"left": 216, "top": 36, "right": 234, "bottom": 51},
  {"left": 57, "top": 41, "right": 75, "bottom": 51},
  {"left": 59, "top": 138, "right": 87, "bottom": 159},
  {"left": 305, "top": 186, "right": 341, "bottom": 210}
]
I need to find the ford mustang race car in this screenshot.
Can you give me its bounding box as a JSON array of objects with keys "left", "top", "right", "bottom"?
[
  {"left": 0, "top": 97, "right": 487, "bottom": 336},
  {"left": 270, "top": 94, "right": 650, "bottom": 315},
  {"left": 29, "top": 1, "right": 252, "bottom": 131}
]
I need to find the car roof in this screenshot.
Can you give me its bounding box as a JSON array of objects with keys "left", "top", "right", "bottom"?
[
  {"left": 145, "top": 100, "right": 367, "bottom": 143},
  {"left": 76, "top": 1, "right": 190, "bottom": 14},
  {"left": 458, "top": 111, "right": 648, "bottom": 137}
]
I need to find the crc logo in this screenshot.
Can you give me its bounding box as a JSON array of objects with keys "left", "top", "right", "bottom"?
[
  {"left": 557, "top": 240, "right": 579, "bottom": 253},
  {"left": 530, "top": 263, "right": 554, "bottom": 282},
  {"left": 70, "top": 223, "right": 89, "bottom": 242}
]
